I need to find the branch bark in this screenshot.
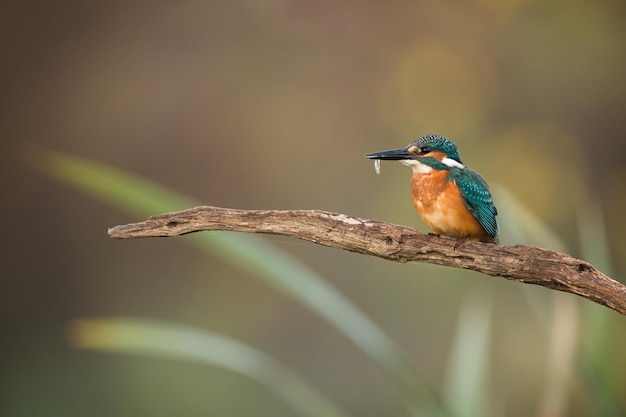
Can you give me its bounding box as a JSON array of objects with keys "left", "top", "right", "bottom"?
[{"left": 108, "top": 206, "right": 626, "bottom": 316}]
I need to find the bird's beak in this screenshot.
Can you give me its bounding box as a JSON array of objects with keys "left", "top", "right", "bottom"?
[{"left": 365, "top": 147, "right": 414, "bottom": 160}]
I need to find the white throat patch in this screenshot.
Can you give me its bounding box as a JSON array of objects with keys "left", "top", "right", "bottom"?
[
  {"left": 400, "top": 157, "right": 465, "bottom": 173},
  {"left": 400, "top": 159, "right": 433, "bottom": 174}
]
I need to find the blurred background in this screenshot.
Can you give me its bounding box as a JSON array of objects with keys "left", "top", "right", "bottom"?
[{"left": 2, "top": 1, "right": 626, "bottom": 416}]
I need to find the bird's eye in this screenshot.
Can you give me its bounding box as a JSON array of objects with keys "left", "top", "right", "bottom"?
[{"left": 419, "top": 146, "right": 431, "bottom": 154}]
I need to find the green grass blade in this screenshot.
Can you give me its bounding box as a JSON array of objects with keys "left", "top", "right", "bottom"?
[
  {"left": 68, "top": 318, "right": 350, "bottom": 417},
  {"left": 491, "top": 184, "right": 570, "bottom": 326},
  {"left": 32, "top": 149, "right": 441, "bottom": 416},
  {"left": 31, "top": 148, "right": 197, "bottom": 215},
  {"left": 492, "top": 185, "right": 568, "bottom": 252},
  {"left": 537, "top": 293, "right": 580, "bottom": 417},
  {"left": 576, "top": 201, "right": 621, "bottom": 416},
  {"left": 442, "top": 292, "right": 493, "bottom": 417},
  {"left": 492, "top": 185, "right": 582, "bottom": 416}
]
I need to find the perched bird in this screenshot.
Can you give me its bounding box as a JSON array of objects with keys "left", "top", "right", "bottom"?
[{"left": 366, "top": 135, "right": 498, "bottom": 244}]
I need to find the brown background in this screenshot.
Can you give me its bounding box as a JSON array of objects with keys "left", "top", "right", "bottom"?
[{"left": 2, "top": 1, "right": 625, "bottom": 416}]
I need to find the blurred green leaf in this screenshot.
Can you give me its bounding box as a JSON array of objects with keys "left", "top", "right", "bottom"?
[
  {"left": 493, "top": 184, "right": 578, "bottom": 417},
  {"left": 492, "top": 184, "right": 569, "bottom": 324},
  {"left": 68, "top": 318, "right": 350, "bottom": 417},
  {"left": 32, "top": 149, "right": 441, "bottom": 416},
  {"left": 577, "top": 201, "right": 621, "bottom": 417},
  {"left": 495, "top": 186, "right": 623, "bottom": 416},
  {"left": 442, "top": 292, "right": 492, "bottom": 417},
  {"left": 492, "top": 184, "right": 567, "bottom": 252},
  {"left": 31, "top": 149, "right": 197, "bottom": 215},
  {"left": 537, "top": 293, "right": 579, "bottom": 417}
]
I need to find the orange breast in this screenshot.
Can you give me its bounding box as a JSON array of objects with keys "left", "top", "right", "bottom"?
[{"left": 411, "top": 171, "right": 493, "bottom": 243}]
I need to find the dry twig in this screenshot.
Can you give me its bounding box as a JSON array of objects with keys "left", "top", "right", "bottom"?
[{"left": 108, "top": 206, "right": 626, "bottom": 316}]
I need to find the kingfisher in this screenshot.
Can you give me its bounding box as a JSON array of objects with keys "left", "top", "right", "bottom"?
[{"left": 366, "top": 135, "right": 498, "bottom": 244}]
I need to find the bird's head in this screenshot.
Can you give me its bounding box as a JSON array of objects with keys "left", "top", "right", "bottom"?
[{"left": 366, "top": 135, "right": 464, "bottom": 174}]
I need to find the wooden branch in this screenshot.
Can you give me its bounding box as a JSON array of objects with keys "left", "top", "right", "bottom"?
[{"left": 108, "top": 206, "right": 626, "bottom": 316}]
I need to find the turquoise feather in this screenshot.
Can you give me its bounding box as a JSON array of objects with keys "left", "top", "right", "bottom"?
[{"left": 449, "top": 167, "right": 499, "bottom": 243}]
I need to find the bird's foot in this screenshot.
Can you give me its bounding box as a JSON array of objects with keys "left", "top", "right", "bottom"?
[{"left": 453, "top": 236, "right": 469, "bottom": 250}]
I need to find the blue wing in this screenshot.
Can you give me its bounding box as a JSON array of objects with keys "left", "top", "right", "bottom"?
[{"left": 450, "top": 167, "right": 499, "bottom": 243}]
